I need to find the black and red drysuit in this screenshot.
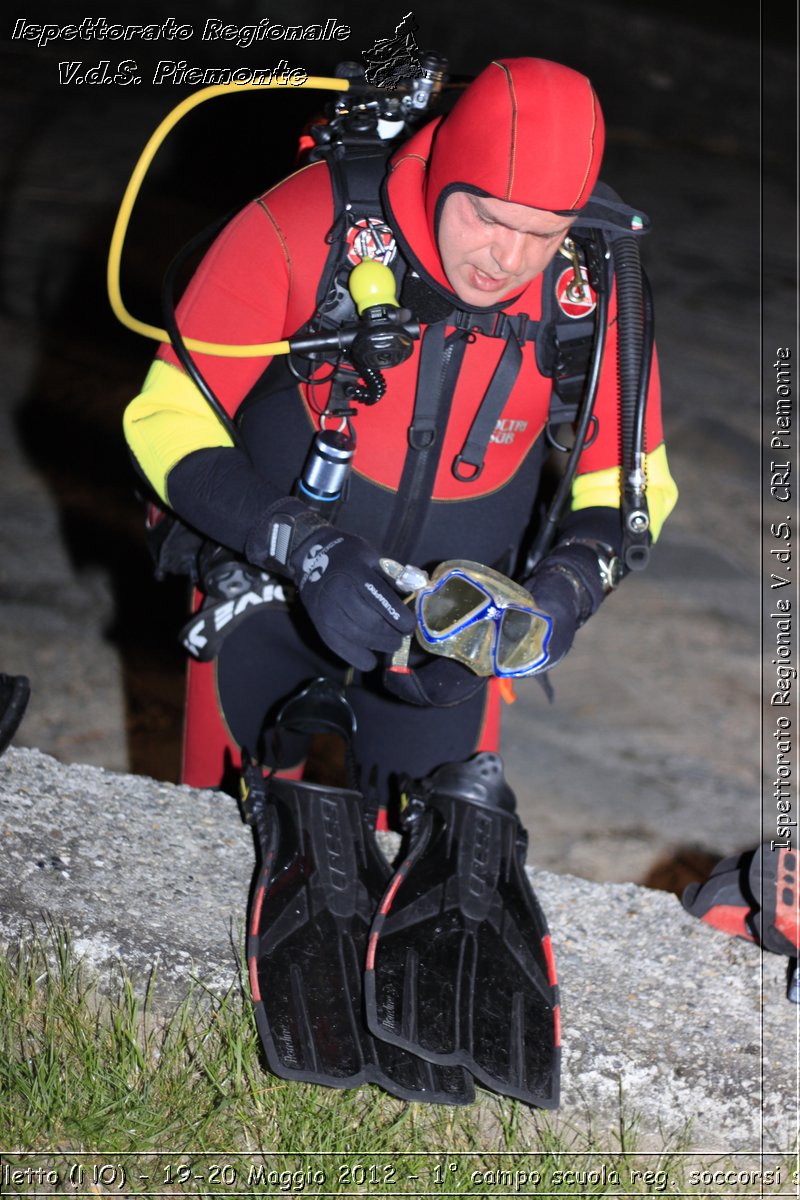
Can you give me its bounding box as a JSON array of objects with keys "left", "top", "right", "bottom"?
[{"left": 124, "top": 58, "right": 677, "bottom": 800}]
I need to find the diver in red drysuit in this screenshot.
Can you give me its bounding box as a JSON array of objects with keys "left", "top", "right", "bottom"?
[{"left": 124, "top": 58, "right": 677, "bottom": 800}]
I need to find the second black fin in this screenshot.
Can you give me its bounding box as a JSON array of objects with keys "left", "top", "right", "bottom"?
[{"left": 364, "top": 752, "right": 560, "bottom": 1108}]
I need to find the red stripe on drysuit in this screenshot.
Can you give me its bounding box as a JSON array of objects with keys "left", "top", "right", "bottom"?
[
  {"left": 475, "top": 677, "right": 502, "bottom": 753},
  {"left": 553, "top": 1004, "right": 561, "bottom": 1048},
  {"left": 181, "top": 655, "right": 241, "bottom": 787},
  {"left": 181, "top": 597, "right": 305, "bottom": 790}
]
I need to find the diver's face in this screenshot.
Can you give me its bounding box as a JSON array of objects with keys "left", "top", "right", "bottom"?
[{"left": 437, "top": 192, "right": 573, "bottom": 306}]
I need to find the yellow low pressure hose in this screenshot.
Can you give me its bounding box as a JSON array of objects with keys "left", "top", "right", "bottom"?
[{"left": 107, "top": 76, "right": 349, "bottom": 357}]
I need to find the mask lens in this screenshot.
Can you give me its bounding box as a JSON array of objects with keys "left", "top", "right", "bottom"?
[
  {"left": 497, "top": 606, "right": 538, "bottom": 671},
  {"left": 419, "top": 573, "right": 491, "bottom": 639}
]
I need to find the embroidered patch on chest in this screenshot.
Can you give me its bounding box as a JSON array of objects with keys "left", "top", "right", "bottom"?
[
  {"left": 346, "top": 219, "right": 397, "bottom": 266},
  {"left": 555, "top": 266, "right": 597, "bottom": 318}
]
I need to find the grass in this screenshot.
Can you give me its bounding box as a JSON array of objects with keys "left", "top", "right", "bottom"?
[{"left": 0, "top": 925, "right": 791, "bottom": 1196}]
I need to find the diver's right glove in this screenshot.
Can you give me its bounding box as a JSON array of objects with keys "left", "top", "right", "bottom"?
[{"left": 245, "top": 498, "right": 415, "bottom": 671}]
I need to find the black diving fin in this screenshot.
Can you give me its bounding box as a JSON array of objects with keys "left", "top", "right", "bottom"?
[
  {"left": 244, "top": 679, "right": 474, "bottom": 1105},
  {"left": 364, "top": 752, "right": 560, "bottom": 1109}
]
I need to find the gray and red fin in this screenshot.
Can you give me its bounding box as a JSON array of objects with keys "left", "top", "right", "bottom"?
[
  {"left": 681, "top": 848, "right": 759, "bottom": 942},
  {"left": 682, "top": 843, "right": 799, "bottom": 956},
  {"left": 749, "top": 845, "right": 799, "bottom": 957}
]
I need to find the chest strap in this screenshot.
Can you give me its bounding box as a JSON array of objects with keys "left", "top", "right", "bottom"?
[{"left": 453, "top": 308, "right": 539, "bottom": 343}]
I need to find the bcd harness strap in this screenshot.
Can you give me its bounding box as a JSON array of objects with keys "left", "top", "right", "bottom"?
[
  {"left": 304, "top": 154, "right": 647, "bottom": 474},
  {"left": 452, "top": 320, "right": 524, "bottom": 481},
  {"left": 384, "top": 321, "right": 469, "bottom": 563}
]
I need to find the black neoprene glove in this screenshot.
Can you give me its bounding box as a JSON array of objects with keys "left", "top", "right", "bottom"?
[
  {"left": 522, "top": 539, "right": 614, "bottom": 674},
  {"left": 245, "top": 498, "right": 415, "bottom": 671},
  {"left": 386, "top": 540, "right": 616, "bottom": 701}
]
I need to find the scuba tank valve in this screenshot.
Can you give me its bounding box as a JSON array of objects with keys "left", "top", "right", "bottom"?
[{"left": 409, "top": 52, "right": 449, "bottom": 113}]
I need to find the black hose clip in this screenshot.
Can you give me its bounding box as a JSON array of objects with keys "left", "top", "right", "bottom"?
[{"left": 622, "top": 475, "right": 651, "bottom": 570}]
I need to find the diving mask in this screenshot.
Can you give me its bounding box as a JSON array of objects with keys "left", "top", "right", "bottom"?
[{"left": 407, "top": 560, "right": 553, "bottom": 678}]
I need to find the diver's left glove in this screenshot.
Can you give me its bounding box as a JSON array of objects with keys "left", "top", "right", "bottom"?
[
  {"left": 245, "top": 498, "right": 416, "bottom": 671},
  {"left": 523, "top": 539, "right": 620, "bottom": 674}
]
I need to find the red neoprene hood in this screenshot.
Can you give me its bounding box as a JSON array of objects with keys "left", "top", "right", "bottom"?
[{"left": 384, "top": 57, "right": 606, "bottom": 298}]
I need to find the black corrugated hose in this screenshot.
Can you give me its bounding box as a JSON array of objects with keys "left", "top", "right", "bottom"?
[{"left": 613, "top": 235, "right": 653, "bottom": 570}]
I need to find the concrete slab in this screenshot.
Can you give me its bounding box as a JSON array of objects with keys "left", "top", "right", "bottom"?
[{"left": 0, "top": 747, "right": 794, "bottom": 1153}]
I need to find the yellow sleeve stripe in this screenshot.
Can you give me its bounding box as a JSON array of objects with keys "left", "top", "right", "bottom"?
[
  {"left": 122, "top": 360, "right": 235, "bottom": 505},
  {"left": 570, "top": 442, "right": 679, "bottom": 542}
]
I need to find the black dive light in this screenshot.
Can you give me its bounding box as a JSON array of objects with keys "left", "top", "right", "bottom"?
[{"left": 297, "top": 428, "right": 355, "bottom": 511}]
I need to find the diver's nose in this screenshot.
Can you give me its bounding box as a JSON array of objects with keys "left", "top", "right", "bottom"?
[{"left": 491, "top": 227, "right": 526, "bottom": 274}]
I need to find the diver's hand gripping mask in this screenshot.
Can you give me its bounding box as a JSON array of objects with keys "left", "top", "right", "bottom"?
[{"left": 412, "top": 560, "right": 553, "bottom": 678}]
